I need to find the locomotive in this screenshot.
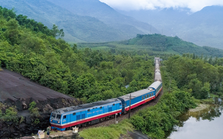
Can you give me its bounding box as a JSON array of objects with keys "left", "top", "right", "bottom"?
[{"left": 50, "top": 57, "right": 162, "bottom": 131}]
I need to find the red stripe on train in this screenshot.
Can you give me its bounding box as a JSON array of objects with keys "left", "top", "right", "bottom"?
[
  {"left": 125, "top": 87, "right": 162, "bottom": 111},
  {"left": 125, "top": 96, "right": 156, "bottom": 111}
]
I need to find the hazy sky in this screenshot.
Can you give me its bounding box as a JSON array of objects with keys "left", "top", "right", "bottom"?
[{"left": 99, "top": 0, "right": 223, "bottom": 12}]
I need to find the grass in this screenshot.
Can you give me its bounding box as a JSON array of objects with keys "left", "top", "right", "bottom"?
[{"left": 79, "top": 119, "right": 134, "bottom": 139}]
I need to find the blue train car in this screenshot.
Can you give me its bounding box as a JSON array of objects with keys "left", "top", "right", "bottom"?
[
  {"left": 50, "top": 98, "right": 122, "bottom": 131},
  {"left": 118, "top": 88, "right": 155, "bottom": 113},
  {"left": 149, "top": 81, "right": 162, "bottom": 97}
]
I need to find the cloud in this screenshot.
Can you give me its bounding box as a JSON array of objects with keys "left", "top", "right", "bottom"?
[{"left": 99, "top": 0, "right": 223, "bottom": 12}]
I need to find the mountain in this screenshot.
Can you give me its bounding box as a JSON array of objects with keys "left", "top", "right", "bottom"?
[
  {"left": 47, "top": 0, "right": 159, "bottom": 35},
  {"left": 118, "top": 8, "right": 190, "bottom": 35},
  {"left": 174, "top": 6, "right": 223, "bottom": 49},
  {"left": 119, "top": 6, "right": 223, "bottom": 49},
  {"left": 0, "top": 0, "right": 158, "bottom": 43},
  {"left": 0, "top": 0, "right": 124, "bottom": 42},
  {"left": 78, "top": 34, "right": 223, "bottom": 57}
]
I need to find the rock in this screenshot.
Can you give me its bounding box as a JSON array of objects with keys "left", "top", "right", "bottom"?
[
  {"left": 13, "top": 132, "right": 19, "bottom": 137},
  {"left": 43, "top": 104, "right": 53, "bottom": 113},
  {"left": 0, "top": 69, "right": 82, "bottom": 138},
  {"left": 25, "top": 117, "right": 32, "bottom": 124}
]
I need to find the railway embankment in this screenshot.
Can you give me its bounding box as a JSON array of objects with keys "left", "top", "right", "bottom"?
[{"left": 0, "top": 69, "right": 81, "bottom": 138}]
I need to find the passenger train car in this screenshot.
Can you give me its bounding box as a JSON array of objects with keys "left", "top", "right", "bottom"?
[
  {"left": 118, "top": 88, "right": 156, "bottom": 113},
  {"left": 50, "top": 57, "right": 162, "bottom": 131}
]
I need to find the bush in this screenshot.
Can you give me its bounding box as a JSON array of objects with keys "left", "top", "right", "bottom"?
[
  {"left": 0, "top": 106, "right": 18, "bottom": 122},
  {"left": 131, "top": 91, "right": 196, "bottom": 139},
  {"left": 29, "top": 101, "right": 40, "bottom": 117}
]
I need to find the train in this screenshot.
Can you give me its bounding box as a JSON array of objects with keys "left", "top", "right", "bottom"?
[{"left": 50, "top": 57, "right": 162, "bottom": 131}]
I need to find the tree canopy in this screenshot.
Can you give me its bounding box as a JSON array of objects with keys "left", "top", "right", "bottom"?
[{"left": 0, "top": 7, "right": 154, "bottom": 103}]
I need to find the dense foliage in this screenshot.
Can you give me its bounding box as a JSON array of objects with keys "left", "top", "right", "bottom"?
[
  {"left": 0, "top": 7, "right": 154, "bottom": 103},
  {"left": 164, "top": 55, "right": 223, "bottom": 99},
  {"left": 131, "top": 91, "right": 196, "bottom": 139}
]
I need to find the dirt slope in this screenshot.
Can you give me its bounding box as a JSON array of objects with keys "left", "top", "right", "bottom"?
[{"left": 0, "top": 69, "right": 79, "bottom": 111}]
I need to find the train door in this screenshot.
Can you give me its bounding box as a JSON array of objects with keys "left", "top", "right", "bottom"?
[
  {"left": 87, "top": 109, "right": 91, "bottom": 118},
  {"left": 117, "top": 98, "right": 125, "bottom": 113},
  {"left": 71, "top": 112, "right": 76, "bottom": 122},
  {"left": 62, "top": 114, "right": 69, "bottom": 125},
  {"left": 99, "top": 106, "right": 103, "bottom": 115}
]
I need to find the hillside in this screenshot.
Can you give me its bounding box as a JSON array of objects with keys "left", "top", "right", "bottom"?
[
  {"left": 78, "top": 34, "right": 223, "bottom": 57},
  {"left": 47, "top": 0, "right": 159, "bottom": 34},
  {"left": 0, "top": 69, "right": 77, "bottom": 111},
  {"left": 119, "top": 6, "right": 223, "bottom": 49},
  {"left": 0, "top": 0, "right": 127, "bottom": 42},
  {"left": 0, "top": 0, "right": 158, "bottom": 43},
  {"left": 0, "top": 7, "right": 156, "bottom": 138},
  {"left": 175, "top": 6, "right": 223, "bottom": 49}
]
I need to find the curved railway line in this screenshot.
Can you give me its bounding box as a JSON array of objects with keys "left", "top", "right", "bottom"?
[{"left": 50, "top": 57, "right": 163, "bottom": 131}]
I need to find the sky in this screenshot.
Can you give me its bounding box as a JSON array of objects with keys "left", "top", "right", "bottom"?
[{"left": 99, "top": 0, "right": 223, "bottom": 12}]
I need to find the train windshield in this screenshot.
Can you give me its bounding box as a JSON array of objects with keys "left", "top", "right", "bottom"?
[
  {"left": 56, "top": 114, "right": 61, "bottom": 119},
  {"left": 51, "top": 113, "right": 56, "bottom": 118}
]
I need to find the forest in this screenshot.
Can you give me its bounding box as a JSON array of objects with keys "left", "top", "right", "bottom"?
[{"left": 0, "top": 7, "right": 154, "bottom": 103}]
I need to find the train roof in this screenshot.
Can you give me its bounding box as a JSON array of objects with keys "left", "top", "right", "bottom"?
[
  {"left": 52, "top": 98, "right": 121, "bottom": 114},
  {"left": 149, "top": 81, "right": 162, "bottom": 90},
  {"left": 118, "top": 88, "right": 154, "bottom": 101}
]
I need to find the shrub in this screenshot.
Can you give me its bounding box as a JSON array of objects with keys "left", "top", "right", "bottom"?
[{"left": 29, "top": 101, "right": 40, "bottom": 117}]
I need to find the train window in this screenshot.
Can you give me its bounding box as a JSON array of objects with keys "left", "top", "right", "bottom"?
[
  {"left": 88, "top": 109, "right": 90, "bottom": 112},
  {"left": 73, "top": 113, "right": 76, "bottom": 115},
  {"left": 100, "top": 106, "right": 102, "bottom": 109},
  {"left": 119, "top": 103, "right": 121, "bottom": 105},
  {"left": 52, "top": 113, "right": 56, "bottom": 118},
  {"left": 113, "top": 104, "right": 115, "bottom": 106},
  {"left": 63, "top": 115, "right": 66, "bottom": 119},
  {"left": 56, "top": 114, "right": 61, "bottom": 119},
  {"left": 142, "top": 96, "right": 144, "bottom": 99},
  {"left": 145, "top": 95, "right": 146, "bottom": 98}
]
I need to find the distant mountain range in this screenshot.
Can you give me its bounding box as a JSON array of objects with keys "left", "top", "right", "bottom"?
[
  {"left": 0, "top": 0, "right": 158, "bottom": 42},
  {"left": 79, "top": 34, "right": 223, "bottom": 57},
  {"left": 119, "top": 6, "right": 223, "bottom": 49},
  {"left": 1, "top": 0, "right": 222, "bottom": 49}
]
